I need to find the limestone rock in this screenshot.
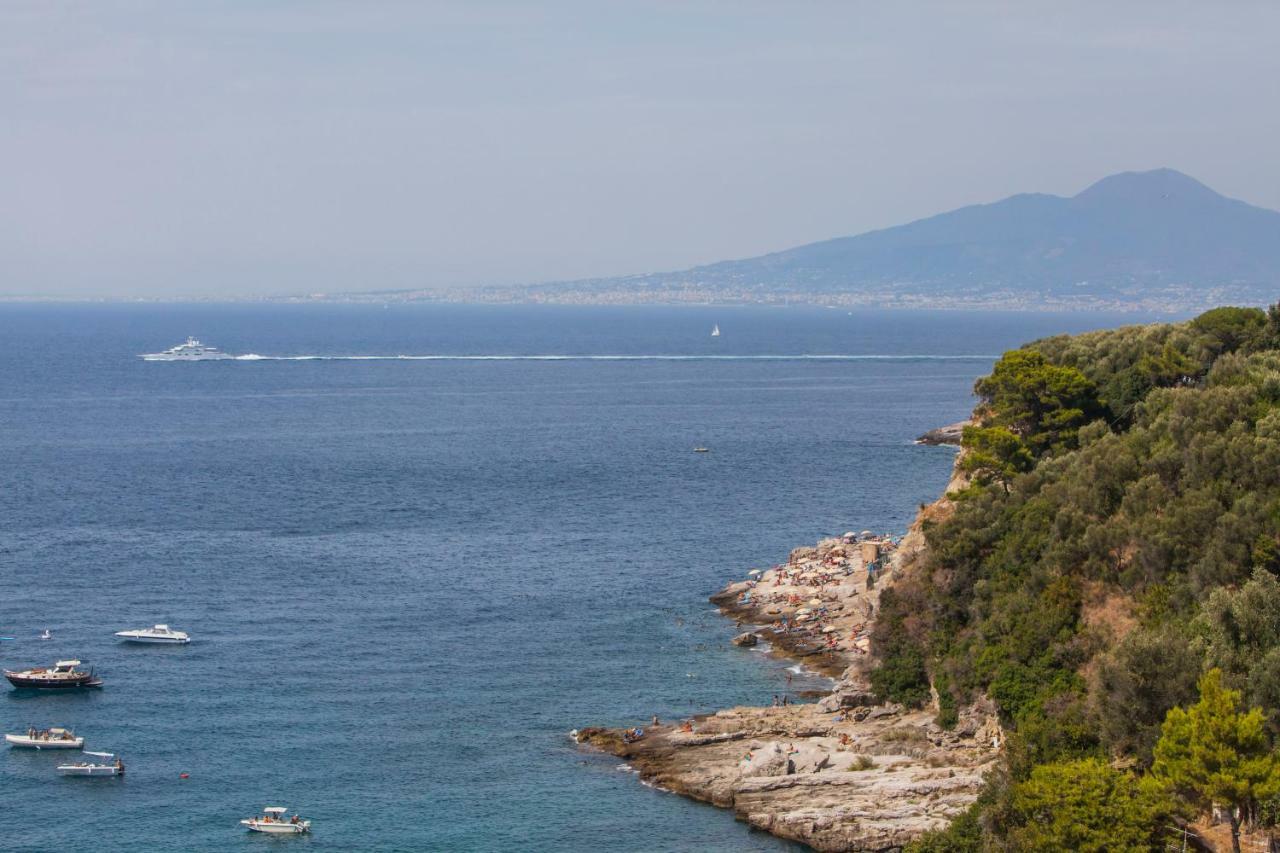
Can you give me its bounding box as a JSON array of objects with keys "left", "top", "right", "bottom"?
[
  {"left": 732, "top": 631, "right": 759, "bottom": 647},
  {"left": 818, "top": 689, "right": 877, "bottom": 712},
  {"left": 742, "top": 742, "right": 792, "bottom": 778}
]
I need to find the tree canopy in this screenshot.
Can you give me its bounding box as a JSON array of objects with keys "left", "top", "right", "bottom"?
[
  {"left": 1152, "top": 669, "right": 1280, "bottom": 853},
  {"left": 1009, "top": 758, "right": 1179, "bottom": 852},
  {"left": 880, "top": 305, "right": 1280, "bottom": 850},
  {"left": 972, "top": 349, "right": 1100, "bottom": 455}
]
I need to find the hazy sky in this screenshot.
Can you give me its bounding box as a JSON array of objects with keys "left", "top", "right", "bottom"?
[{"left": 4, "top": 1, "right": 1280, "bottom": 297}]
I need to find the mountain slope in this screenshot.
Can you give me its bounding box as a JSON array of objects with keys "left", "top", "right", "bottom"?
[{"left": 527, "top": 169, "right": 1280, "bottom": 309}]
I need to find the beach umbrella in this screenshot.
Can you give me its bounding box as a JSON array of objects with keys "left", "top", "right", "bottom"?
[
  {"left": 795, "top": 607, "right": 811, "bottom": 615},
  {"left": 808, "top": 598, "right": 823, "bottom": 606},
  {"left": 822, "top": 626, "right": 837, "bottom": 634},
  {"left": 747, "top": 569, "right": 762, "bottom": 576}
]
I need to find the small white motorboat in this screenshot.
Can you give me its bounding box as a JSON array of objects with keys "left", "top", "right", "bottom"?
[
  {"left": 39, "top": 629, "right": 53, "bottom": 640},
  {"left": 6, "top": 727, "right": 84, "bottom": 749},
  {"left": 58, "top": 752, "right": 124, "bottom": 777},
  {"left": 114, "top": 624, "right": 190, "bottom": 644},
  {"left": 241, "top": 807, "right": 311, "bottom": 834}
]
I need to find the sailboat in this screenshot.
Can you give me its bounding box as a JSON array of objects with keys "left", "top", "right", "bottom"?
[{"left": 711, "top": 324, "right": 720, "bottom": 337}]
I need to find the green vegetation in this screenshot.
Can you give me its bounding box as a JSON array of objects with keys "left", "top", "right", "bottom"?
[
  {"left": 1008, "top": 758, "right": 1180, "bottom": 852},
  {"left": 971, "top": 349, "right": 1100, "bottom": 455},
  {"left": 1153, "top": 670, "right": 1280, "bottom": 853},
  {"left": 957, "top": 426, "right": 1032, "bottom": 492},
  {"left": 887, "top": 305, "right": 1280, "bottom": 850}
]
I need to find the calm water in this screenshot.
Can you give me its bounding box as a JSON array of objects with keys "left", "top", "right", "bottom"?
[{"left": 0, "top": 304, "right": 1171, "bottom": 852}]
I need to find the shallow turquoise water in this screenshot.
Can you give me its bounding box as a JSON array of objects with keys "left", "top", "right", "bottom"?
[{"left": 0, "top": 304, "right": 1170, "bottom": 851}]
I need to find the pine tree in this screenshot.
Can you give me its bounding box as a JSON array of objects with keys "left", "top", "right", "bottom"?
[{"left": 1152, "top": 669, "right": 1280, "bottom": 853}]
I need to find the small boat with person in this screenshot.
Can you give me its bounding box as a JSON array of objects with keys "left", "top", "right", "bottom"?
[
  {"left": 57, "top": 752, "right": 124, "bottom": 777},
  {"left": 4, "top": 660, "right": 102, "bottom": 689},
  {"left": 6, "top": 727, "right": 84, "bottom": 749},
  {"left": 241, "top": 807, "right": 311, "bottom": 834},
  {"left": 114, "top": 624, "right": 190, "bottom": 644}
]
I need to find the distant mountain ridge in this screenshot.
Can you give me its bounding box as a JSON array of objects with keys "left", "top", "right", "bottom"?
[{"left": 505, "top": 168, "right": 1280, "bottom": 311}]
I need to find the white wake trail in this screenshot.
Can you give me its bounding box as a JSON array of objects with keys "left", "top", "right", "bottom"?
[{"left": 232, "top": 353, "right": 997, "bottom": 362}]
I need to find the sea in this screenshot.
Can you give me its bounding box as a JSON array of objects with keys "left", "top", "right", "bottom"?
[{"left": 0, "top": 304, "right": 1175, "bottom": 852}]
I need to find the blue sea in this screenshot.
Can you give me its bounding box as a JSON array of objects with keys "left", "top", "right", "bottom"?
[{"left": 0, "top": 304, "right": 1173, "bottom": 852}]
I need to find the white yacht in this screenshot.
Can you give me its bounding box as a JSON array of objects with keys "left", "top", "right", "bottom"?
[
  {"left": 57, "top": 752, "right": 124, "bottom": 777},
  {"left": 241, "top": 807, "right": 311, "bottom": 834},
  {"left": 140, "top": 337, "right": 235, "bottom": 361},
  {"left": 114, "top": 624, "right": 190, "bottom": 644},
  {"left": 6, "top": 727, "right": 84, "bottom": 749}
]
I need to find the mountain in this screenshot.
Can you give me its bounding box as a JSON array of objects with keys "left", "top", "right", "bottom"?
[{"left": 518, "top": 168, "right": 1280, "bottom": 310}]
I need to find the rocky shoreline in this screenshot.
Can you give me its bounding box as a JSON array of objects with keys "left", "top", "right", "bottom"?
[
  {"left": 576, "top": 461, "right": 1002, "bottom": 852},
  {"left": 913, "top": 420, "right": 969, "bottom": 446}
]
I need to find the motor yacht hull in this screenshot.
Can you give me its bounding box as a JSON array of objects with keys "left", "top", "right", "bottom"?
[
  {"left": 115, "top": 634, "right": 189, "bottom": 644},
  {"left": 6, "top": 734, "right": 84, "bottom": 749},
  {"left": 241, "top": 820, "right": 310, "bottom": 834},
  {"left": 4, "top": 673, "right": 100, "bottom": 689},
  {"left": 141, "top": 353, "right": 235, "bottom": 361}
]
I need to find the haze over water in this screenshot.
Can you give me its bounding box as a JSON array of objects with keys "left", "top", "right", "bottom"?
[{"left": 0, "top": 304, "right": 1172, "bottom": 851}]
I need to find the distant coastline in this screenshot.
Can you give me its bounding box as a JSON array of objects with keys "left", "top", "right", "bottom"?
[{"left": 0, "top": 288, "right": 1229, "bottom": 314}]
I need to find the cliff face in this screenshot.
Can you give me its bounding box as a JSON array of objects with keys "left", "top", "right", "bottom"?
[{"left": 577, "top": 455, "right": 996, "bottom": 852}]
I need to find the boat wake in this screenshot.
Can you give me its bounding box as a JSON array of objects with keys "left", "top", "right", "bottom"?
[{"left": 232, "top": 353, "right": 996, "bottom": 362}]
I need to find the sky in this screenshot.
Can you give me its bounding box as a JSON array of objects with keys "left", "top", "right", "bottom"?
[{"left": 3, "top": 1, "right": 1280, "bottom": 298}]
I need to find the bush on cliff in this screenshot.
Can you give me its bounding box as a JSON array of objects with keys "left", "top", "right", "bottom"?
[
  {"left": 868, "top": 587, "right": 931, "bottom": 708},
  {"left": 958, "top": 425, "right": 1033, "bottom": 491}
]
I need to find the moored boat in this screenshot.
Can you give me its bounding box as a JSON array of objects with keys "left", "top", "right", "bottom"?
[
  {"left": 5, "top": 727, "right": 84, "bottom": 749},
  {"left": 114, "top": 624, "right": 190, "bottom": 644},
  {"left": 4, "top": 660, "right": 102, "bottom": 689},
  {"left": 241, "top": 807, "right": 311, "bottom": 834},
  {"left": 57, "top": 752, "right": 123, "bottom": 777}
]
